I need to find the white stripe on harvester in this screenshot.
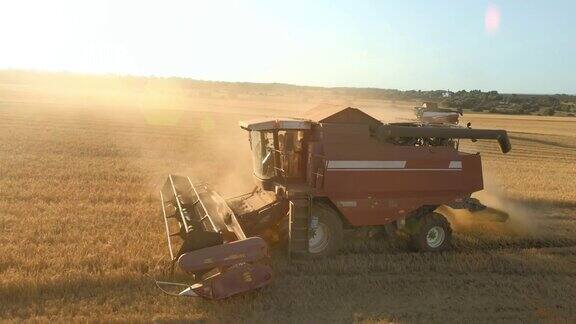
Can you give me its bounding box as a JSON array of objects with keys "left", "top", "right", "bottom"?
[
  {"left": 327, "top": 160, "right": 406, "bottom": 169},
  {"left": 326, "top": 160, "right": 462, "bottom": 171},
  {"left": 328, "top": 168, "right": 461, "bottom": 171}
]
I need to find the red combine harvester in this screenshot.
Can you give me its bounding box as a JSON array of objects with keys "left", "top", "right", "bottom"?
[{"left": 157, "top": 106, "right": 511, "bottom": 299}]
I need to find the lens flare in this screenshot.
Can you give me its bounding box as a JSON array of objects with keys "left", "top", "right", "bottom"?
[{"left": 485, "top": 4, "right": 501, "bottom": 34}]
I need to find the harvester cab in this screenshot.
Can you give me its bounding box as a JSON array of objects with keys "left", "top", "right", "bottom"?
[
  {"left": 156, "top": 106, "right": 512, "bottom": 300},
  {"left": 240, "top": 118, "right": 311, "bottom": 190}
]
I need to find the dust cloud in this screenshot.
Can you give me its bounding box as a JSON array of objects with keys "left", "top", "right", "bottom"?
[
  {"left": 441, "top": 174, "right": 540, "bottom": 237},
  {"left": 196, "top": 128, "right": 256, "bottom": 198}
]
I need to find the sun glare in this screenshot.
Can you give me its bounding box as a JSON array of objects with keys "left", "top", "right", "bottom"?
[
  {"left": 485, "top": 3, "right": 501, "bottom": 34},
  {"left": 0, "top": 0, "right": 261, "bottom": 77}
]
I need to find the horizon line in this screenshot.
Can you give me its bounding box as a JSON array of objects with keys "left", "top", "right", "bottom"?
[{"left": 0, "top": 67, "right": 573, "bottom": 97}]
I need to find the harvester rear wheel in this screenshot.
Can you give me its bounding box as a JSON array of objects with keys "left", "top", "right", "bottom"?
[{"left": 410, "top": 212, "right": 452, "bottom": 252}]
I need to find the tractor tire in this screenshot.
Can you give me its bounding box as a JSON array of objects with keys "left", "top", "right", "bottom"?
[
  {"left": 410, "top": 212, "right": 452, "bottom": 252},
  {"left": 306, "top": 203, "right": 343, "bottom": 259}
]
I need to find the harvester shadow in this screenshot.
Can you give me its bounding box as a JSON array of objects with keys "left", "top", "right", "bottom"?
[
  {"left": 9, "top": 244, "right": 565, "bottom": 322},
  {"left": 188, "top": 248, "right": 576, "bottom": 322},
  {"left": 0, "top": 275, "right": 157, "bottom": 315}
]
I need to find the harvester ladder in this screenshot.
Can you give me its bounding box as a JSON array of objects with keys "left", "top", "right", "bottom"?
[{"left": 288, "top": 197, "right": 311, "bottom": 259}]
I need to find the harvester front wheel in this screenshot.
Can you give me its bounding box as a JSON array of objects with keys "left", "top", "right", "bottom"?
[
  {"left": 307, "top": 203, "right": 343, "bottom": 258},
  {"left": 410, "top": 212, "right": 452, "bottom": 252}
]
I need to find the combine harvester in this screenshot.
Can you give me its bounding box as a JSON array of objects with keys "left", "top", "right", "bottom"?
[{"left": 157, "top": 105, "right": 511, "bottom": 299}]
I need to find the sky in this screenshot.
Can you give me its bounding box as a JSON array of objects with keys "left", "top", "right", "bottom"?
[{"left": 0, "top": 0, "right": 574, "bottom": 94}]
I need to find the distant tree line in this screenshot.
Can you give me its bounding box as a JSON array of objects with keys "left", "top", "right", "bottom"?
[
  {"left": 1, "top": 70, "right": 575, "bottom": 116},
  {"left": 440, "top": 90, "right": 575, "bottom": 116},
  {"left": 330, "top": 88, "right": 576, "bottom": 116}
]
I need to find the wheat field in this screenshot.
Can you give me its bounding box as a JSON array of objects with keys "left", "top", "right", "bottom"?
[{"left": 1, "top": 81, "right": 576, "bottom": 322}]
